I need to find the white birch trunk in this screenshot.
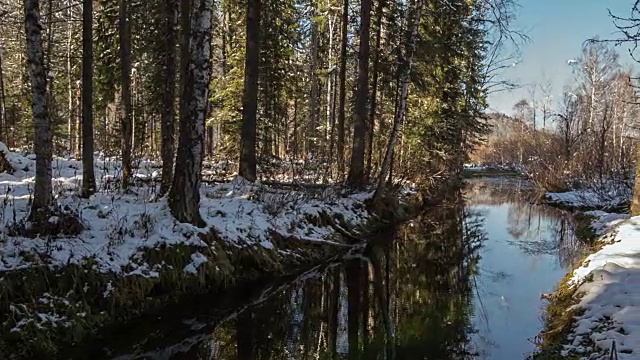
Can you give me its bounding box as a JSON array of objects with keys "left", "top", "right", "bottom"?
[
  {"left": 169, "top": 0, "right": 213, "bottom": 226},
  {"left": 24, "top": 0, "right": 54, "bottom": 219}
]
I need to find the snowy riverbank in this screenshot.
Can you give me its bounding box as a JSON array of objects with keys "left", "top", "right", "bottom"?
[
  {"left": 0, "top": 144, "right": 420, "bottom": 358},
  {"left": 536, "top": 195, "right": 640, "bottom": 359},
  {"left": 544, "top": 180, "right": 632, "bottom": 211}
]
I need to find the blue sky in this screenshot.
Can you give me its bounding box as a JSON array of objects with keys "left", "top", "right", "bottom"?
[{"left": 487, "top": 0, "right": 637, "bottom": 115}]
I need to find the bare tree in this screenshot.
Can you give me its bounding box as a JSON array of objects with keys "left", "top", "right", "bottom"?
[
  {"left": 538, "top": 78, "right": 552, "bottom": 130},
  {"left": 554, "top": 91, "right": 583, "bottom": 162}
]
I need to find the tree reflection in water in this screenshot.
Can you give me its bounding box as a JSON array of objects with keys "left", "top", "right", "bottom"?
[
  {"left": 465, "top": 178, "right": 585, "bottom": 268},
  {"left": 79, "top": 179, "right": 582, "bottom": 359},
  {"left": 187, "top": 188, "right": 487, "bottom": 360}
]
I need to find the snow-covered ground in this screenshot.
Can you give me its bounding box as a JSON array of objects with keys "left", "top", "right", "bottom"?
[
  {"left": 557, "top": 212, "right": 640, "bottom": 359},
  {"left": 0, "top": 143, "right": 372, "bottom": 277},
  {"left": 545, "top": 181, "right": 632, "bottom": 210}
]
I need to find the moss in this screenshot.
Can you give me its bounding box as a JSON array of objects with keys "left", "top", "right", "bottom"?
[
  {"left": 530, "top": 200, "right": 622, "bottom": 359},
  {"left": 531, "top": 269, "right": 585, "bottom": 359},
  {"left": 0, "top": 228, "right": 354, "bottom": 358}
]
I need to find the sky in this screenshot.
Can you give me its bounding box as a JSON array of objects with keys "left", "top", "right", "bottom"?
[{"left": 487, "top": 0, "right": 637, "bottom": 116}]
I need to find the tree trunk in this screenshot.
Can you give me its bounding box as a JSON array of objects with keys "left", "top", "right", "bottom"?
[
  {"left": 25, "top": 0, "right": 54, "bottom": 219},
  {"left": 365, "top": 0, "right": 384, "bottom": 181},
  {"left": 178, "top": 0, "right": 191, "bottom": 146},
  {"left": 346, "top": 260, "right": 361, "bottom": 360},
  {"left": 336, "top": 0, "right": 348, "bottom": 178},
  {"left": 306, "top": 11, "right": 319, "bottom": 155},
  {"left": 632, "top": 142, "right": 640, "bottom": 216},
  {"left": 0, "top": 48, "right": 5, "bottom": 143},
  {"left": 66, "top": 3, "right": 74, "bottom": 156},
  {"left": 325, "top": 10, "right": 334, "bottom": 146},
  {"left": 373, "top": 0, "right": 421, "bottom": 202},
  {"left": 347, "top": 0, "right": 371, "bottom": 188},
  {"left": 81, "top": 0, "right": 96, "bottom": 197},
  {"left": 160, "top": 0, "right": 178, "bottom": 195},
  {"left": 238, "top": 0, "right": 260, "bottom": 181},
  {"left": 119, "top": 0, "right": 133, "bottom": 188},
  {"left": 76, "top": 81, "right": 82, "bottom": 158},
  {"left": 169, "top": 0, "right": 213, "bottom": 227}
]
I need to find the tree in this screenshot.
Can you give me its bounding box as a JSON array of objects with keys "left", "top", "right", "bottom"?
[
  {"left": 169, "top": 0, "right": 213, "bottom": 226},
  {"left": 239, "top": 0, "right": 260, "bottom": 182},
  {"left": 366, "top": 0, "right": 384, "bottom": 180},
  {"left": 0, "top": 44, "right": 5, "bottom": 143},
  {"left": 306, "top": 5, "right": 319, "bottom": 155},
  {"left": 81, "top": 0, "right": 96, "bottom": 197},
  {"left": 373, "top": 0, "right": 422, "bottom": 202},
  {"left": 160, "top": 0, "right": 178, "bottom": 195},
  {"left": 119, "top": 0, "right": 133, "bottom": 188},
  {"left": 633, "top": 142, "right": 640, "bottom": 216},
  {"left": 24, "top": 0, "right": 53, "bottom": 220},
  {"left": 336, "top": 0, "right": 348, "bottom": 178},
  {"left": 347, "top": 0, "right": 372, "bottom": 188}
]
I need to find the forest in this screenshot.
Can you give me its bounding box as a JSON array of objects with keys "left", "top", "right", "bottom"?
[
  {"left": 4, "top": 0, "right": 640, "bottom": 358},
  {"left": 0, "top": 0, "right": 517, "bottom": 357},
  {"left": 0, "top": 0, "right": 503, "bottom": 223}
]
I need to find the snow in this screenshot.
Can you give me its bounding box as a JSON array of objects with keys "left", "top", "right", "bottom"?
[
  {"left": 560, "top": 214, "right": 640, "bottom": 359},
  {"left": 583, "top": 210, "right": 629, "bottom": 236},
  {"left": 0, "top": 142, "right": 373, "bottom": 280},
  {"left": 545, "top": 181, "right": 632, "bottom": 210},
  {"left": 183, "top": 251, "right": 208, "bottom": 274}
]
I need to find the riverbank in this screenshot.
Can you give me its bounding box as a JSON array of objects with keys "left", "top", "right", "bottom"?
[
  {"left": 0, "top": 145, "right": 426, "bottom": 358},
  {"left": 535, "top": 187, "right": 639, "bottom": 359}
]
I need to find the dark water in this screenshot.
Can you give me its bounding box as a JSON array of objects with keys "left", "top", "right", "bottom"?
[{"left": 81, "top": 178, "right": 584, "bottom": 360}]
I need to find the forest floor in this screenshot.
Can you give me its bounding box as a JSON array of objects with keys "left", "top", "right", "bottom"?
[
  {"left": 536, "top": 186, "right": 640, "bottom": 359},
  {"left": 0, "top": 142, "right": 420, "bottom": 358}
]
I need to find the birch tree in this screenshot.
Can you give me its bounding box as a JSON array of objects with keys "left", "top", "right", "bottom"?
[
  {"left": 169, "top": 0, "right": 213, "bottom": 226},
  {"left": 24, "top": 0, "right": 53, "bottom": 220}
]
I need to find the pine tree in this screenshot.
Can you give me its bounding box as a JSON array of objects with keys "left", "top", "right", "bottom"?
[
  {"left": 160, "top": 0, "right": 178, "bottom": 195},
  {"left": 81, "top": 0, "right": 96, "bottom": 197},
  {"left": 239, "top": 0, "right": 260, "bottom": 181}
]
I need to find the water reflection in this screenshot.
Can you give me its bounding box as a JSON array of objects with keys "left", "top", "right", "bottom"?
[
  {"left": 81, "top": 179, "right": 584, "bottom": 360},
  {"left": 201, "top": 190, "right": 486, "bottom": 360},
  {"left": 465, "top": 178, "right": 585, "bottom": 359},
  {"left": 465, "top": 178, "right": 584, "bottom": 268}
]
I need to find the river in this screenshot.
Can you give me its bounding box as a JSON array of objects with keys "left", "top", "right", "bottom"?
[{"left": 75, "top": 177, "right": 585, "bottom": 360}]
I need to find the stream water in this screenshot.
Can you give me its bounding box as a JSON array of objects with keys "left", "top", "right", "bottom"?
[{"left": 77, "top": 177, "right": 585, "bottom": 360}]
